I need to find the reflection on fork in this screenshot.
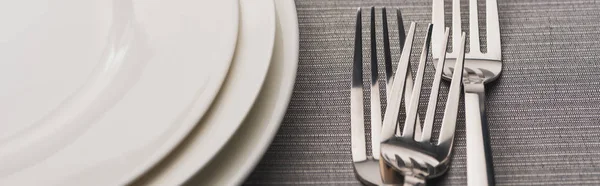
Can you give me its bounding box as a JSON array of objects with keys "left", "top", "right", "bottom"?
[
  {"left": 379, "top": 22, "right": 466, "bottom": 185},
  {"left": 432, "top": 0, "right": 502, "bottom": 185},
  {"left": 350, "top": 7, "right": 423, "bottom": 185}
]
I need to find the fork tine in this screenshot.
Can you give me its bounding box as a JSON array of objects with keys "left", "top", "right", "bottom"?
[
  {"left": 432, "top": 0, "right": 445, "bottom": 58},
  {"left": 380, "top": 22, "right": 416, "bottom": 142},
  {"left": 369, "top": 6, "right": 383, "bottom": 160},
  {"left": 380, "top": 8, "right": 406, "bottom": 184},
  {"left": 469, "top": 0, "right": 481, "bottom": 54},
  {"left": 487, "top": 0, "right": 501, "bottom": 59},
  {"left": 438, "top": 32, "right": 466, "bottom": 148},
  {"left": 420, "top": 27, "right": 450, "bottom": 143},
  {"left": 351, "top": 8, "right": 367, "bottom": 162},
  {"left": 395, "top": 8, "right": 404, "bottom": 136},
  {"left": 383, "top": 7, "right": 393, "bottom": 99},
  {"left": 401, "top": 24, "right": 433, "bottom": 140},
  {"left": 395, "top": 8, "right": 422, "bottom": 137},
  {"left": 396, "top": 8, "right": 406, "bottom": 53},
  {"left": 452, "top": 0, "right": 462, "bottom": 54}
]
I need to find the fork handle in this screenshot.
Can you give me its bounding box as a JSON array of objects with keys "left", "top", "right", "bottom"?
[
  {"left": 379, "top": 159, "right": 404, "bottom": 185},
  {"left": 464, "top": 83, "right": 495, "bottom": 186}
]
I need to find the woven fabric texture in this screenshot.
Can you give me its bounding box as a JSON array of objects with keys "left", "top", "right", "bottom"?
[{"left": 245, "top": 0, "right": 600, "bottom": 185}]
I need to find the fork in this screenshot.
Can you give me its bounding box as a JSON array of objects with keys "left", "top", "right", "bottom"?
[
  {"left": 379, "top": 22, "right": 466, "bottom": 185},
  {"left": 432, "top": 0, "right": 502, "bottom": 185},
  {"left": 351, "top": 7, "right": 423, "bottom": 185}
]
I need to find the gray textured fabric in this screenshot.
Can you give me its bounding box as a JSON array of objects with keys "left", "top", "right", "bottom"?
[{"left": 245, "top": 0, "right": 600, "bottom": 185}]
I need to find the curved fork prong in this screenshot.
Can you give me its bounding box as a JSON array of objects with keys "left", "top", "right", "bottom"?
[
  {"left": 487, "top": 0, "right": 502, "bottom": 59},
  {"left": 438, "top": 32, "right": 466, "bottom": 151},
  {"left": 350, "top": 8, "right": 367, "bottom": 162},
  {"left": 369, "top": 6, "right": 383, "bottom": 160},
  {"left": 380, "top": 22, "right": 416, "bottom": 142},
  {"left": 383, "top": 7, "right": 393, "bottom": 100},
  {"left": 396, "top": 8, "right": 406, "bottom": 53},
  {"left": 469, "top": 0, "right": 481, "bottom": 54},
  {"left": 420, "top": 27, "right": 450, "bottom": 143},
  {"left": 401, "top": 24, "right": 433, "bottom": 140},
  {"left": 432, "top": 0, "right": 446, "bottom": 59},
  {"left": 452, "top": 0, "right": 462, "bottom": 54},
  {"left": 395, "top": 8, "right": 422, "bottom": 137}
]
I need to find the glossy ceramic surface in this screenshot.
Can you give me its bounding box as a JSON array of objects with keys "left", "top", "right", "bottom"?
[
  {"left": 135, "top": 0, "right": 298, "bottom": 185},
  {"left": 0, "top": 0, "right": 238, "bottom": 185},
  {"left": 134, "top": 0, "right": 276, "bottom": 184}
]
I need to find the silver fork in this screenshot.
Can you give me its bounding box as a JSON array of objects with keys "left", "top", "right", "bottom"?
[
  {"left": 432, "top": 0, "right": 502, "bottom": 185},
  {"left": 379, "top": 23, "right": 466, "bottom": 185},
  {"left": 351, "top": 7, "right": 422, "bottom": 185}
]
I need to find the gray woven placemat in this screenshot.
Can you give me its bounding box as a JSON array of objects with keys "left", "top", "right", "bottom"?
[{"left": 245, "top": 0, "right": 600, "bottom": 185}]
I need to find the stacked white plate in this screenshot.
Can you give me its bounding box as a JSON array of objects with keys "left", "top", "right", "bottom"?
[{"left": 0, "top": 0, "right": 298, "bottom": 185}]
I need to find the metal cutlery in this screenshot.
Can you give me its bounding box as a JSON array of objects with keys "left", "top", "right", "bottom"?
[
  {"left": 432, "top": 0, "right": 502, "bottom": 185},
  {"left": 351, "top": 7, "right": 422, "bottom": 185},
  {"left": 379, "top": 22, "right": 465, "bottom": 185}
]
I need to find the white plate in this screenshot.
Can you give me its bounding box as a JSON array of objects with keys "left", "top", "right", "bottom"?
[
  {"left": 133, "top": 0, "right": 276, "bottom": 185},
  {"left": 0, "top": 0, "right": 238, "bottom": 185},
  {"left": 190, "top": 1, "right": 299, "bottom": 184},
  {"left": 136, "top": 0, "right": 298, "bottom": 185}
]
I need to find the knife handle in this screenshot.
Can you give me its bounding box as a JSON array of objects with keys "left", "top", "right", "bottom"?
[{"left": 464, "top": 83, "right": 495, "bottom": 186}]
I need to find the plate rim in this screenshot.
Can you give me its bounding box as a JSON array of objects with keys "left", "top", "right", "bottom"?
[
  {"left": 186, "top": 0, "right": 299, "bottom": 185},
  {"left": 130, "top": 0, "right": 277, "bottom": 184},
  {"left": 114, "top": 1, "right": 240, "bottom": 184}
]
